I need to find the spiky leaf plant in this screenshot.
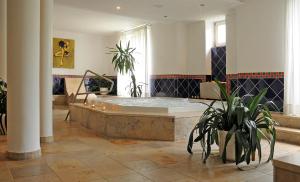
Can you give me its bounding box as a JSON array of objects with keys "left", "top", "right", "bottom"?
[
  {"left": 108, "top": 41, "right": 142, "bottom": 97},
  {"left": 187, "top": 81, "right": 278, "bottom": 166}
]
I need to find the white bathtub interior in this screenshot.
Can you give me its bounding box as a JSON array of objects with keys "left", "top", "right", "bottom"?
[{"left": 87, "top": 96, "right": 222, "bottom": 114}]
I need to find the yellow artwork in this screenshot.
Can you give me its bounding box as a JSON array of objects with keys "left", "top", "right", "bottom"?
[{"left": 53, "top": 38, "right": 75, "bottom": 68}]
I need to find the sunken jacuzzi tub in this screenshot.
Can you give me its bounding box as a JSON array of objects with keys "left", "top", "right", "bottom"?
[{"left": 69, "top": 97, "right": 217, "bottom": 141}]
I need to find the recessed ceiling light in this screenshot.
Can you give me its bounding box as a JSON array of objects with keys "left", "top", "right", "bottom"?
[
  {"left": 200, "top": 4, "right": 205, "bottom": 7},
  {"left": 116, "top": 6, "right": 121, "bottom": 10}
]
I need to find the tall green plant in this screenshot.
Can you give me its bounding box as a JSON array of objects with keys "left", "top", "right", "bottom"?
[
  {"left": 108, "top": 41, "right": 143, "bottom": 97},
  {"left": 187, "top": 81, "right": 278, "bottom": 166},
  {"left": 0, "top": 78, "right": 7, "bottom": 135}
]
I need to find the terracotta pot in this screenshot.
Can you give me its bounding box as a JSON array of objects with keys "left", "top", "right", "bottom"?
[{"left": 218, "top": 130, "right": 235, "bottom": 162}]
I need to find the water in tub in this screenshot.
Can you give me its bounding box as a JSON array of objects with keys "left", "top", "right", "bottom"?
[{"left": 89, "top": 96, "right": 223, "bottom": 113}]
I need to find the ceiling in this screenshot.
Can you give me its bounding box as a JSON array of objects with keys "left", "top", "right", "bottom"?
[{"left": 54, "top": 0, "right": 244, "bottom": 35}]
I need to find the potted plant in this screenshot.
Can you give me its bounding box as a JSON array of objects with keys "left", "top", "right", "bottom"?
[
  {"left": 187, "top": 81, "right": 278, "bottom": 166},
  {"left": 108, "top": 41, "right": 144, "bottom": 97},
  {"left": 0, "top": 78, "right": 7, "bottom": 135},
  {"left": 86, "top": 77, "right": 111, "bottom": 95}
]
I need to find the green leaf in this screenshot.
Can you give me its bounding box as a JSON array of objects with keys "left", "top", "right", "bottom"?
[
  {"left": 256, "top": 137, "right": 262, "bottom": 163},
  {"left": 187, "top": 127, "right": 197, "bottom": 154},
  {"left": 267, "top": 128, "right": 276, "bottom": 162},
  {"left": 215, "top": 80, "right": 229, "bottom": 101},
  {"left": 248, "top": 88, "right": 267, "bottom": 116},
  {"left": 235, "top": 131, "right": 243, "bottom": 165}
]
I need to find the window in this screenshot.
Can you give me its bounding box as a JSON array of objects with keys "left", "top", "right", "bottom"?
[
  {"left": 215, "top": 21, "right": 226, "bottom": 46},
  {"left": 118, "top": 26, "right": 149, "bottom": 97}
]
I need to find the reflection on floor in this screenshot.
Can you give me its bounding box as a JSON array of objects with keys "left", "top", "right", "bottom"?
[{"left": 0, "top": 106, "right": 299, "bottom": 182}]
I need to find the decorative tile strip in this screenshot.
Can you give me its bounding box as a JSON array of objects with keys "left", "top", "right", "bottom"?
[
  {"left": 226, "top": 74, "right": 238, "bottom": 94},
  {"left": 52, "top": 74, "right": 117, "bottom": 79},
  {"left": 237, "top": 72, "right": 284, "bottom": 79},
  {"left": 150, "top": 74, "right": 207, "bottom": 81}
]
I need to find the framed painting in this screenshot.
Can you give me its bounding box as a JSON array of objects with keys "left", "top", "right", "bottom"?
[{"left": 53, "top": 38, "right": 75, "bottom": 68}]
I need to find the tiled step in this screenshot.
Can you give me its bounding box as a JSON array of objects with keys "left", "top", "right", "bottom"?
[
  {"left": 272, "top": 113, "right": 300, "bottom": 129},
  {"left": 276, "top": 126, "right": 300, "bottom": 145}
]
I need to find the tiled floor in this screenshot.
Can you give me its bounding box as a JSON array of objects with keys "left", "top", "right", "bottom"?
[{"left": 0, "top": 106, "right": 299, "bottom": 182}]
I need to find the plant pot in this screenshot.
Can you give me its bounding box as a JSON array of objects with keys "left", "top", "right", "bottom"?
[
  {"left": 100, "top": 87, "right": 109, "bottom": 95},
  {"left": 218, "top": 130, "right": 235, "bottom": 162}
]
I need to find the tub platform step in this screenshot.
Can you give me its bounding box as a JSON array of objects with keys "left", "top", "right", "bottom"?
[
  {"left": 272, "top": 113, "right": 300, "bottom": 129},
  {"left": 276, "top": 126, "right": 300, "bottom": 145}
]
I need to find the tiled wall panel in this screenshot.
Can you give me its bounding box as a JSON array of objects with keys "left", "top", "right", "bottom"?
[
  {"left": 227, "top": 72, "right": 284, "bottom": 112},
  {"left": 211, "top": 46, "right": 226, "bottom": 82},
  {"left": 150, "top": 75, "right": 207, "bottom": 98}
]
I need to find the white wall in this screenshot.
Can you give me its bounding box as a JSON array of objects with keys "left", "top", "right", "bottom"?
[
  {"left": 186, "top": 21, "right": 209, "bottom": 75},
  {"left": 150, "top": 22, "right": 212, "bottom": 75},
  {"left": 205, "top": 20, "right": 215, "bottom": 75},
  {"left": 52, "top": 31, "right": 118, "bottom": 76},
  {"left": 0, "top": 0, "right": 6, "bottom": 80},
  {"left": 150, "top": 22, "right": 188, "bottom": 75},
  {"left": 226, "top": 9, "right": 237, "bottom": 74},
  {"left": 229, "top": 0, "right": 286, "bottom": 73}
]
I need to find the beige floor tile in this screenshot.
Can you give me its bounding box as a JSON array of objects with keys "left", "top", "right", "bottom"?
[
  {"left": 255, "top": 163, "right": 273, "bottom": 174},
  {"left": 6, "top": 158, "right": 46, "bottom": 169},
  {"left": 108, "top": 153, "right": 145, "bottom": 163},
  {"left": 82, "top": 157, "right": 122, "bottom": 169},
  {"left": 0, "top": 107, "right": 298, "bottom": 182},
  {"left": 246, "top": 174, "right": 273, "bottom": 182},
  {"left": 105, "top": 173, "right": 152, "bottom": 182},
  {"left": 47, "top": 158, "right": 88, "bottom": 173},
  {"left": 55, "top": 168, "right": 105, "bottom": 182},
  {"left": 0, "top": 168, "right": 13, "bottom": 182},
  {"left": 92, "top": 164, "right": 135, "bottom": 178},
  {"left": 140, "top": 168, "right": 190, "bottom": 182},
  {"left": 14, "top": 174, "right": 61, "bottom": 182},
  {"left": 122, "top": 160, "right": 161, "bottom": 172},
  {"left": 10, "top": 164, "right": 53, "bottom": 179},
  {"left": 0, "top": 161, "right": 7, "bottom": 169}
]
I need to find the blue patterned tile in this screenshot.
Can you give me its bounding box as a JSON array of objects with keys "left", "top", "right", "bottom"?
[
  {"left": 235, "top": 77, "right": 284, "bottom": 112},
  {"left": 178, "top": 79, "right": 188, "bottom": 98},
  {"left": 151, "top": 79, "right": 177, "bottom": 97},
  {"left": 150, "top": 78, "right": 202, "bottom": 98},
  {"left": 189, "top": 79, "right": 200, "bottom": 98},
  {"left": 211, "top": 46, "right": 226, "bottom": 82},
  {"left": 53, "top": 77, "right": 65, "bottom": 95}
]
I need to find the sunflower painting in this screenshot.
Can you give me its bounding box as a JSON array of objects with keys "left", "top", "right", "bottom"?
[{"left": 53, "top": 38, "right": 75, "bottom": 68}]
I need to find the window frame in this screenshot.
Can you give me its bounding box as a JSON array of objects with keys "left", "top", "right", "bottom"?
[{"left": 214, "top": 20, "right": 226, "bottom": 47}]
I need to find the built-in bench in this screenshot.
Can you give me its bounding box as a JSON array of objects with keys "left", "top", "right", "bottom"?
[
  {"left": 273, "top": 152, "right": 300, "bottom": 182},
  {"left": 273, "top": 113, "right": 300, "bottom": 145}
]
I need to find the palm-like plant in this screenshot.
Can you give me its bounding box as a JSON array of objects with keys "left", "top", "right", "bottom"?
[
  {"left": 108, "top": 41, "right": 142, "bottom": 97},
  {"left": 0, "top": 78, "right": 7, "bottom": 135},
  {"left": 187, "top": 81, "right": 278, "bottom": 166}
]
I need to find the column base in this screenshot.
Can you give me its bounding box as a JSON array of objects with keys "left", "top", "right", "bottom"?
[
  {"left": 7, "top": 149, "right": 41, "bottom": 160},
  {"left": 40, "top": 136, "right": 54, "bottom": 143}
]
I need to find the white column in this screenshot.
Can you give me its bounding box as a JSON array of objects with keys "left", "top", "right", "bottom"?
[
  {"left": 0, "top": 0, "right": 7, "bottom": 80},
  {"left": 40, "top": 0, "right": 53, "bottom": 143},
  {"left": 7, "top": 0, "right": 41, "bottom": 160}
]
